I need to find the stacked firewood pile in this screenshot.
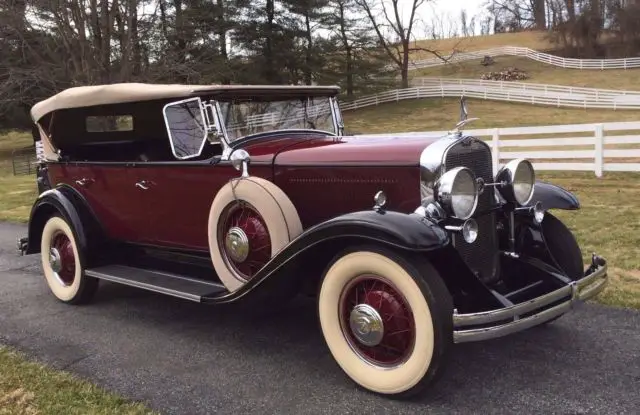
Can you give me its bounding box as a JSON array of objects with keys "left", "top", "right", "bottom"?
[{"left": 480, "top": 67, "right": 529, "bottom": 81}]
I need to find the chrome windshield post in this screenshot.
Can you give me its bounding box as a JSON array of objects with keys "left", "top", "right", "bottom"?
[
  {"left": 203, "top": 99, "right": 233, "bottom": 160},
  {"left": 330, "top": 96, "right": 344, "bottom": 136}
]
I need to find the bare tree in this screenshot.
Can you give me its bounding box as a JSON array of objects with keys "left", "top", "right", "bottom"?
[
  {"left": 355, "top": 0, "right": 446, "bottom": 88},
  {"left": 460, "top": 10, "right": 469, "bottom": 36}
]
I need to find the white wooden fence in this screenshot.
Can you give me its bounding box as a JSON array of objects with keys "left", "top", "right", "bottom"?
[
  {"left": 407, "top": 46, "right": 640, "bottom": 70},
  {"left": 356, "top": 121, "right": 640, "bottom": 177},
  {"left": 340, "top": 78, "right": 640, "bottom": 111}
]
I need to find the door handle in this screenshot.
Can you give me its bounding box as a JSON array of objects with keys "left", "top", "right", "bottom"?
[
  {"left": 135, "top": 180, "right": 150, "bottom": 190},
  {"left": 75, "top": 178, "right": 93, "bottom": 187}
]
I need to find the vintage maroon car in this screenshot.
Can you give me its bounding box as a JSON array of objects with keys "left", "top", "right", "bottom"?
[{"left": 18, "top": 83, "right": 608, "bottom": 397}]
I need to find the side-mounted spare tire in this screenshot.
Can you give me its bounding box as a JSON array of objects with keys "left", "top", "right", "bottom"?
[{"left": 208, "top": 177, "right": 303, "bottom": 292}]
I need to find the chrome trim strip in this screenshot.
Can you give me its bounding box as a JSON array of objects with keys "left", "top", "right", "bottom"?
[{"left": 453, "top": 260, "right": 608, "bottom": 343}]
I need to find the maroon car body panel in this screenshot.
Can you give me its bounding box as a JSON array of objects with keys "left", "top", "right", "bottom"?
[{"left": 46, "top": 132, "right": 438, "bottom": 249}]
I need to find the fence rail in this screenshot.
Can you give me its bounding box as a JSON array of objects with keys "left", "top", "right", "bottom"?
[
  {"left": 341, "top": 77, "right": 640, "bottom": 111},
  {"left": 407, "top": 46, "right": 640, "bottom": 70},
  {"left": 356, "top": 121, "right": 640, "bottom": 177},
  {"left": 11, "top": 146, "right": 37, "bottom": 176}
]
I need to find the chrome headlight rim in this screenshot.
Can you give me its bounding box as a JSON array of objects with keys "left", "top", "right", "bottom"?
[
  {"left": 434, "top": 166, "right": 479, "bottom": 220},
  {"left": 496, "top": 158, "right": 536, "bottom": 206}
]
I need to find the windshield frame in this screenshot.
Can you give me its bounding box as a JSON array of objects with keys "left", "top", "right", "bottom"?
[
  {"left": 214, "top": 95, "right": 342, "bottom": 148},
  {"left": 161, "top": 93, "right": 344, "bottom": 161}
]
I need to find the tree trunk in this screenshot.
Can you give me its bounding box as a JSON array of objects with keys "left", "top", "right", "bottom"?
[
  {"left": 565, "top": 0, "right": 575, "bottom": 21},
  {"left": 534, "top": 0, "right": 546, "bottom": 30},
  {"left": 304, "top": 12, "right": 313, "bottom": 85},
  {"left": 265, "top": 0, "right": 276, "bottom": 83},
  {"left": 401, "top": 39, "right": 410, "bottom": 89}
]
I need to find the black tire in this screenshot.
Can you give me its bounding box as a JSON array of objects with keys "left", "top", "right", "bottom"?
[
  {"left": 539, "top": 213, "right": 584, "bottom": 325},
  {"left": 541, "top": 213, "right": 584, "bottom": 280},
  {"left": 40, "top": 214, "right": 98, "bottom": 305},
  {"left": 317, "top": 245, "right": 453, "bottom": 399}
]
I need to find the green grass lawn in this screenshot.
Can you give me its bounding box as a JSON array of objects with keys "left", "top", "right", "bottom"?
[
  {"left": 539, "top": 171, "right": 640, "bottom": 310},
  {"left": 0, "top": 130, "right": 38, "bottom": 223},
  {"left": 0, "top": 346, "right": 154, "bottom": 414},
  {"left": 343, "top": 98, "right": 640, "bottom": 134}
]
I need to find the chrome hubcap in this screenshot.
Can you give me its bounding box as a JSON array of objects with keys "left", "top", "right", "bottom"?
[
  {"left": 349, "top": 304, "right": 384, "bottom": 347},
  {"left": 225, "top": 226, "right": 249, "bottom": 263},
  {"left": 49, "top": 248, "right": 62, "bottom": 273}
]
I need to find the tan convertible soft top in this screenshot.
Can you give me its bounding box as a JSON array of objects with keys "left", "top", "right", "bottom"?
[{"left": 31, "top": 82, "right": 341, "bottom": 122}]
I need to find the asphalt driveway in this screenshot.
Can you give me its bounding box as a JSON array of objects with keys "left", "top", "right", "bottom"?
[{"left": 0, "top": 222, "right": 638, "bottom": 414}]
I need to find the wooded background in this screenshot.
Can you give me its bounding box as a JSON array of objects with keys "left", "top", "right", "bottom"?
[{"left": 1, "top": 0, "right": 639, "bottom": 128}]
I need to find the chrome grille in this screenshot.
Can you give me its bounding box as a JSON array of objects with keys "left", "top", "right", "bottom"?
[{"left": 444, "top": 138, "right": 500, "bottom": 283}]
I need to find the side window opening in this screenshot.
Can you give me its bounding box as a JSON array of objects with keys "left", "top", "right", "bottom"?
[{"left": 86, "top": 115, "right": 133, "bottom": 132}]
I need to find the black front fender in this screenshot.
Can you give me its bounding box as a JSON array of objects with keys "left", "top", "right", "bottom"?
[
  {"left": 25, "top": 185, "right": 106, "bottom": 265},
  {"left": 207, "top": 210, "right": 450, "bottom": 304},
  {"left": 527, "top": 181, "right": 580, "bottom": 210}
]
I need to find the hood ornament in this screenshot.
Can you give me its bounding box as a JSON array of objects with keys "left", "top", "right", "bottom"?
[{"left": 453, "top": 96, "right": 479, "bottom": 134}]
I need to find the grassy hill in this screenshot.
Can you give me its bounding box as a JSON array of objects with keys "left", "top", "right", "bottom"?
[
  {"left": 410, "top": 31, "right": 640, "bottom": 91},
  {"left": 412, "top": 31, "right": 554, "bottom": 58},
  {"left": 412, "top": 55, "right": 640, "bottom": 91}
]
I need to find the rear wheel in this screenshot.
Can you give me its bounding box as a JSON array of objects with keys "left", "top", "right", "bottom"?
[
  {"left": 40, "top": 215, "right": 98, "bottom": 304},
  {"left": 318, "top": 247, "right": 453, "bottom": 398}
]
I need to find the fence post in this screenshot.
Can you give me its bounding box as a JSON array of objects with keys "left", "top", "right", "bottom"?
[
  {"left": 492, "top": 128, "right": 500, "bottom": 175},
  {"left": 594, "top": 124, "right": 604, "bottom": 178}
]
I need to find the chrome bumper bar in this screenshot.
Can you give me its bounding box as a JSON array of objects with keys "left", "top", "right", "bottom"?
[{"left": 453, "top": 255, "right": 608, "bottom": 343}]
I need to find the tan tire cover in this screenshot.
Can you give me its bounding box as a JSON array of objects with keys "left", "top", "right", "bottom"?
[
  {"left": 208, "top": 176, "right": 303, "bottom": 292},
  {"left": 318, "top": 251, "right": 436, "bottom": 395},
  {"left": 41, "top": 216, "right": 84, "bottom": 302}
]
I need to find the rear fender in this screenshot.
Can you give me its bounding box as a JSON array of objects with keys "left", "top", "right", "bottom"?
[{"left": 25, "top": 185, "right": 106, "bottom": 266}]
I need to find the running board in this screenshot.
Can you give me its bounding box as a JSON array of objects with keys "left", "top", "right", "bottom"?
[{"left": 85, "top": 264, "right": 228, "bottom": 302}]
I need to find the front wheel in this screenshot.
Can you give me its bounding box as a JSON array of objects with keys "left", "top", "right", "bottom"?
[{"left": 317, "top": 247, "right": 453, "bottom": 398}]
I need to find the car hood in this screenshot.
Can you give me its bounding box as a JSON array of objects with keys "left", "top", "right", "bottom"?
[{"left": 266, "top": 133, "right": 447, "bottom": 166}]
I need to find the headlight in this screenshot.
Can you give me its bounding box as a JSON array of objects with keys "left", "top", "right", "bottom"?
[
  {"left": 496, "top": 158, "right": 535, "bottom": 206},
  {"left": 434, "top": 167, "right": 479, "bottom": 220}
]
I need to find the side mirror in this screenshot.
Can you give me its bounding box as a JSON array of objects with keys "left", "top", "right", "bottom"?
[{"left": 230, "top": 149, "right": 251, "bottom": 177}]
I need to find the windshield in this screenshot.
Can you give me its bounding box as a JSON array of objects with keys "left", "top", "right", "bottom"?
[{"left": 218, "top": 97, "right": 338, "bottom": 142}]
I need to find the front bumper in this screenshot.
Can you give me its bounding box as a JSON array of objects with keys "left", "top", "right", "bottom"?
[{"left": 453, "top": 255, "right": 608, "bottom": 343}]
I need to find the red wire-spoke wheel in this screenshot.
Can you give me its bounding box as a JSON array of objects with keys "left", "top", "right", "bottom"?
[
  {"left": 218, "top": 201, "right": 272, "bottom": 281},
  {"left": 208, "top": 177, "right": 303, "bottom": 293},
  {"left": 339, "top": 275, "right": 415, "bottom": 367},
  {"left": 318, "top": 248, "right": 453, "bottom": 397},
  {"left": 49, "top": 231, "right": 77, "bottom": 287},
  {"left": 40, "top": 215, "right": 98, "bottom": 304}
]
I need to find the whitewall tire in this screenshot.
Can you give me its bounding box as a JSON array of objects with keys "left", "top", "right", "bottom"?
[
  {"left": 40, "top": 215, "right": 98, "bottom": 304},
  {"left": 208, "top": 177, "right": 303, "bottom": 292},
  {"left": 318, "top": 247, "right": 453, "bottom": 397}
]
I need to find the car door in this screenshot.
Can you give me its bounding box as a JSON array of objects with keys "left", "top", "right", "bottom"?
[
  {"left": 134, "top": 163, "right": 234, "bottom": 250},
  {"left": 78, "top": 164, "right": 150, "bottom": 243}
]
